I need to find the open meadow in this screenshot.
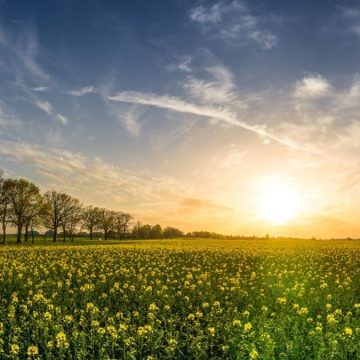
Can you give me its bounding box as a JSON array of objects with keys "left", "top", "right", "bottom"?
[{"left": 0, "top": 239, "right": 359, "bottom": 359}]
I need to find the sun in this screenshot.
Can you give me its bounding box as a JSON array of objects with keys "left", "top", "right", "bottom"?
[{"left": 257, "top": 182, "right": 303, "bottom": 225}]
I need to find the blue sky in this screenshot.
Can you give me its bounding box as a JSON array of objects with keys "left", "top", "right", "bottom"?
[{"left": 1, "top": 0, "right": 360, "bottom": 237}]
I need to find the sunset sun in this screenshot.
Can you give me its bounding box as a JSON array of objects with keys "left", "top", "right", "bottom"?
[{"left": 257, "top": 183, "right": 303, "bottom": 225}]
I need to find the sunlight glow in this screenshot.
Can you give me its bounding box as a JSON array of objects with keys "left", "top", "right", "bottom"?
[{"left": 257, "top": 182, "right": 304, "bottom": 225}]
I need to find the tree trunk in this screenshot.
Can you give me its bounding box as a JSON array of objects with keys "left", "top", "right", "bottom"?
[
  {"left": 90, "top": 227, "right": 93, "bottom": 240},
  {"left": 2, "top": 222, "right": 6, "bottom": 244},
  {"left": 63, "top": 225, "right": 66, "bottom": 242},
  {"left": 24, "top": 223, "right": 29, "bottom": 242},
  {"left": 53, "top": 228, "right": 57, "bottom": 243},
  {"left": 31, "top": 229, "right": 35, "bottom": 244},
  {"left": 16, "top": 224, "right": 22, "bottom": 244}
]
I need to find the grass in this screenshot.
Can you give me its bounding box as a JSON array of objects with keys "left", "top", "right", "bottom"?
[{"left": 0, "top": 238, "right": 359, "bottom": 359}]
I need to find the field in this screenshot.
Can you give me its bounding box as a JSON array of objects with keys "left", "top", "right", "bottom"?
[{"left": 0, "top": 239, "right": 359, "bottom": 359}]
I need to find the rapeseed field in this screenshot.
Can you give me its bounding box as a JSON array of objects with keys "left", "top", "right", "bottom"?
[{"left": 0, "top": 239, "right": 359, "bottom": 359}]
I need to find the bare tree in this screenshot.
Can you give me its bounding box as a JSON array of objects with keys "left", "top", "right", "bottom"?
[
  {"left": 62, "top": 198, "right": 82, "bottom": 242},
  {"left": 82, "top": 206, "right": 100, "bottom": 240},
  {"left": 0, "top": 176, "right": 11, "bottom": 244},
  {"left": 7, "top": 178, "right": 42, "bottom": 244},
  {"left": 115, "top": 212, "right": 133, "bottom": 240},
  {"left": 98, "top": 208, "right": 116, "bottom": 240},
  {"left": 43, "top": 191, "right": 80, "bottom": 242},
  {"left": 24, "top": 195, "right": 45, "bottom": 243},
  {"left": 59, "top": 196, "right": 82, "bottom": 242}
]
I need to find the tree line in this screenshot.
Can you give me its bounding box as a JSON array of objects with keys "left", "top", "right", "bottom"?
[{"left": 0, "top": 173, "right": 186, "bottom": 244}]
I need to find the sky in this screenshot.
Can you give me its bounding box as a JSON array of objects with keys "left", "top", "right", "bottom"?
[{"left": 1, "top": 0, "right": 360, "bottom": 238}]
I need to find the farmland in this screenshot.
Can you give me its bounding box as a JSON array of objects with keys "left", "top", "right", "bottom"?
[{"left": 0, "top": 239, "right": 359, "bottom": 359}]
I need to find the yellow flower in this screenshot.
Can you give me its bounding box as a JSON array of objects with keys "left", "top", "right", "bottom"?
[
  {"left": 233, "top": 319, "right": 241, "bottom": 327},
  {"left": 27, "top": 345, "right": 39, "bottom": 356},
  {"left": 277, "top": 297, "right": 287, "bottom": 305},
  {"left": 44, "top": 311, "right": 52, "bottom": 321},
  {"left": 327, "top": 314, "right": 337, "bottom": 325},
  {"left": 65, "top": 315, "right": 73, "bottom": 323},
  {"left": 208, "top": 327, "right": 215, "bottom": 336},
  {"left": 244, "top": 322, "right": 252, "bottom": 332},
  {"left": 344, "top": 327, "right": 353, "bottom": 336},
  {"left": 249, "top": 349, "right": 259, "bottom": 359},
  {"left": 298, "top": 307, "right": 308, "bottom": 315},
  {"left": 10, "top": 344, "right": 20, "bottom": 355},
  {"left": 56, "top": 332, "right": 69, "bottom": 348},
  {"left": 149, "top": 303, "right": 158, "bottom": 311}
]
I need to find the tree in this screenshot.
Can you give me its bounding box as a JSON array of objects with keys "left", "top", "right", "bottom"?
[
  {"left": 0, "top": 176, "right": 11, "bottom": 244},
  {"left": 59, "top": 196, "right": 82, "bottom": 242},
  {"left": 66, "top": 204, "right": 83, "bottom": 241},
  {"left": 132, "top": 221, "right": 142, "bottom": 240},
  {"left": 82, "top": 206, "right": 100, "bottom": 240},
  {"left": 98, "top": 209, "right": 116, "bottom": 240},
  {"left": 7, "top": 178, "right": 42, "bottom": 244},
  {"left": 43, "top": 191, "right": 80, "bottom": 242},
  {"left": 163, "top": 226, "right": 183, "bottom": 238},
  {"left": 137, "top": 224, "right": 151, "bottom": 239},
  {"left": 150, "top": 224, "right": 163, "bottom": 239},
  {"left": 24, "top": 195, "right": 45, "bottom": 243},
  {"left": 115, "top": 212, "right": 133, "bottom": 240}
]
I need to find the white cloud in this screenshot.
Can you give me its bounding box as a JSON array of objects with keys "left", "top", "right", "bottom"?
[
  {"left": 167, "top": 56, "right": 193, "bottom": 73},
  {"left": 250, "top": 30, "right": 278, "bottom": 49},
  {"left": 56, "top": 114, "right": 68, "bottom": 125},
  {"left": 189, "top": 2, "right": 229, "bottom": 24},
  {"left": 294, "top": 75, "right": 331, "bottom": 99},
  {"left": 67, "top": 86, "right": 96, "bottom": 96},
  {"left": 118, "top": 109, "right": 140, "bottom": 137},
  {"left": 189, "top": 0, "right": 278, "bottom": 49},
  {"left": 35, "top": 100, "right": 68, "bottom": 125},
  {"left": 183, "top": 65, "right": 238, "bottom": 105},
  {"left": 32, "top": 86, "right": 50, "bottom": 92},
  {"left": 108, "top": 90, "right": 307, "bottom": 151},
  {"left": 36, "top": 100, "right": 53, "bottom": 115}
]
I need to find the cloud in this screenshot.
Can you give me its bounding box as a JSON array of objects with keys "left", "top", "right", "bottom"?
[
  {"left": 32, "top": 86, "right": 50, "bottom": 92},
  {"left": 108, "top": 90, "right": 308, "bottom": 150},
  {"left": 0, "top": 139, "right": 234, "bottom": 229},
  {"left": 35, "top": 100, "right": 68, "bottom": 125},
  {"left": 56, "top": 114, "right": 68, "bottom": 125},
  {"left": 294, "top": 75, "right": 331, "bottom": 99},
  {"left": 189, "top": 0, "right": 278, "bottom": 49},
  {"left": 36, "top": 101, "right": 53, "bottom": 115},
  {"left": 67, "top": 86, "right": 96, "bottom": 96},
  {"left": 183, "top": 65, "right": 238, "bottom": 105},
  {"left": 179, "top": 197, "right": 233, "bottom": 215},
  {"left": 118, "top": 108, "right": 140, "bottom": 137},
  {"left": 0, "top": 106, "right": 22, "bottom": 133},
  {"left": 167, "top": 56, "right": 193, "bottom": 73},
  {"left": 340, "top": 7, "right": 360, "bottom": 37}
]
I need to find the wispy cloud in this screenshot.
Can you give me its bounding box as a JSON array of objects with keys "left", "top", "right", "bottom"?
[
  {"left": 189, "top": 0, "right": 278, "bottom": 49},
  {"left": 340, "top": 6, "right": 360, "bottom": 37},
  {"left": 67, "top": 86, "right": 96, "bottom": 96},
  {"left": 0, "top": 139, "right": 233, "bottom": 229},
  {"left": 32, "top": 86, "right": 50, "bottom": 92},
  {"left": 117, "top": 107, "right": 141, "bottom": 137},
  {"left": 109, "top": 90, "right": 309, "bottom": 151},
  {"left": 36, "top": 100, "right": 53, "bottom": 115},
  {"left": 56, "top": 114, "right": 68, "bottom": 125},
  {"left": 35, "top": 100, "right": 68, "bottom": 125},
  {"left": 294, "top": 74, "right": 332, "bottom": 99},
  {"left": 183, "top": 65, "right": 238, "bottom": 105},
  {"left": 167, "top": 56, "right": 193, "bottom": 73}
]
